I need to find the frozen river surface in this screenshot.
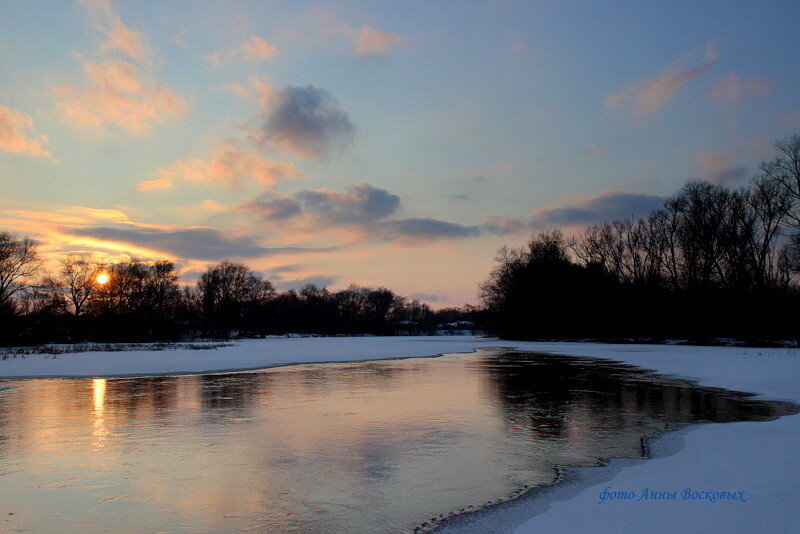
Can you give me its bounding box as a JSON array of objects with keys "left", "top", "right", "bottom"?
[{"left": 0, "top": 348, "right": 794, "bottom": 533}]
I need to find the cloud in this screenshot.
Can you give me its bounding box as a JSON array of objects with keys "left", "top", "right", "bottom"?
[
  {"left": 55, "top": 2, "right": 186, "bottom": 135},
  {"left": 275, "top": 275, "right": 339, "bottom": 291},
  {"left": 0, "top": 104, "right": 53, "bottom": 158},
  {"left": 338, "top": 25, "right": 405, "bottom": 57},
  {"left": 605, "top": 43, "right": 717, "bottom": 115},
  {"left": 376, "top": 218, "right": 480, "bottom": 240},
  {"left": 80, "top": 0, "right": 151, "bottom": 62},
  {"left": 709, "top": 73, "right": 772, "bottom": 106},
  {"left": 173, "top": 29, "right": 189, "bottom": 49},
  {"left": 240, "top": 183, "right": 398, "bottom": 224},
  {"left": 55, "top": 59, "right": 187, "bottom": 135},
  {"left": 239, "top": 192, "right": 302, "bottom": 222},
  {"left": 409, "top": 292, "right": 443, "bottom": 303},
  {"left": 484, "top": 189, "right": 669, "bottom": 234},
  {"left": 136, "top": 141, "right": 302, "bottom": 191},
  {"left": 747, "top": 137, "right": 774, "bottom": 160},
  {"left": 204, "top": 36, "right": 277, "bottom": 66},
  {"left": 236, "top": 36, "right": 277, "bottom": 60},
  {"left": 63, "top": 226, "right": 325, "bottom": 260},
  {"left": 134, "top": 176, "right": 172, "bottom": 192},
  {"left": 240, "top": 183, "right": 481, "bottom": 242},
  {"left": 296, "top": 183, "right": 400, "bottom": 224},
  {"left": 263, "top": 264, "right": 302, "bottom": 280},
  {"left": 696, "top": 150, "right": 747, "bottom": 185},
  {"left": 220, "top": 75, "right": 272, "bottom": 106},
  {"left": 251, "top": 84, "right": 355, "bottom": 159}
]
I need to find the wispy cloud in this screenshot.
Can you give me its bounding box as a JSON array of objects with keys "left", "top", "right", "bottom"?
[
  {"left": 55, "top": 60, "right": 187, "bottom": 135},
  {"left": 338, "top": 25, "right": 405, "bottom": 57},
  {"left": 204, "top": 36, "right": 277, "bottom": 66},
  {"left": 80, "top": 0, "right": 151, "bottom": 62},
  {"left": 55, "top": 2, "right": 186, "bottom": 135},
  {"left": 378, "top": 218, "right": 480, "bottom": 241},
  {"left": 63, "top": 225, "right": 320, "bottom": 260},
  {"left": 0, "top": 104, "right": 54, "bottom": 159},
  {"left": 709, "top": 73, "right": 773, "bottom": 106},
  {"left": 605, "top": 43, "right": 718, "bottom": 116},
  {"left": 696, "top": 150, "right": 747, "bottom": 185},
  {"left": 136, "top": 141, "right": 302, "bottom": 192},
  {"left": 484, "top": 189, "right": 668, "bottom": 234},
  {"left": 220, "top": 75, "right": 272, "bottom": 106},
  {"left": 0, "top": 204, "right": 332, "bottom": 264}
]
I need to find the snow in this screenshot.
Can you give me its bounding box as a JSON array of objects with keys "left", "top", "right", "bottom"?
[
  {"left": 1, "top": 336, "right": 799, "bottom": 533},
  {"left": 434, "top": 342, "right": 800, "bottom": 534},
  {"left": 0, "top": 336, "right": 501, "bottom": 378}
]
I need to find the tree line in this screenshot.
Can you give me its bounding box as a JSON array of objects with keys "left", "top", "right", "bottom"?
[
  {"left": 4, "top": 134, "right": 798, "bottom": 345},
  {"left": 0, "top": 251, "right": 480, "bottom": 345},
  {"left": 480, "top": 134, "right": 800, "bottom": 342}
]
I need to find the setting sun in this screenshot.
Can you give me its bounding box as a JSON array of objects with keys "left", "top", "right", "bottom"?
[{"left": 95, "top": 272, "right": 110, "bottom": 285}]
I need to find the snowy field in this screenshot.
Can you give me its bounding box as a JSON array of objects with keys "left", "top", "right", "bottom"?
[{"left": 1, "top": 336, "right": 798, "bottom": 533}]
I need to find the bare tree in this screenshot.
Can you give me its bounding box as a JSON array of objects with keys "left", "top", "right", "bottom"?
[
  {"left": 44, "top": 257, "right": 102, "bottom": 316},
  {"left": 199, "top": 261, "right": 275, "bottom": 328},
  {"left": 0, "top": 231, "right": 40, "bottom": 310},
  {"left": 760, "top": 134, "right": 800, "bottom": 227}
]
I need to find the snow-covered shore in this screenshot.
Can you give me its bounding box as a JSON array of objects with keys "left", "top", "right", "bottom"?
[
  {"left": 1, "top": 336, "right": 798, "bottom": 533},
  {"left": 435, "top": 341, "right": 800, "bottom": 534}
]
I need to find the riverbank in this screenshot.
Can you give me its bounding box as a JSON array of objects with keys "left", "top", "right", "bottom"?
[{"left": 436, "top": 340, "right": 800, "bottom": 534}]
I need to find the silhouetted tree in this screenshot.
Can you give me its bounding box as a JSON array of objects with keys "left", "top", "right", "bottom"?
[
  {"left": 0, "top": 231, "right": 39, "bottom": 311},
  {"left": 43, "top": 257, "right": 102, "bottom": 317},
  {"left": 199, "top": 261, "right": 275, "bottom": 335}
]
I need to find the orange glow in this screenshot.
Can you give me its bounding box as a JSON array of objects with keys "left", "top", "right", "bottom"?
[{"left": 96, "top": 272, "right": 110, "bottom": 285}]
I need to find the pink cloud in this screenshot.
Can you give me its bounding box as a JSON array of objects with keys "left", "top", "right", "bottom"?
[
  {"left": 708, "top": 73, "right": 773, "bottom": 106},
  {"left": 0, "top": 104, "right": 54, "bottom": 159},
  {"left": 137, "top": 141, "right": 302, "bottom": 191},
  {"left": 606, "top": 43, "right": 717, "bottom": 116},
  {"left": 55, "top": 60, "right": 187, "bottom": 135},
  {"left": 220, "top": 75, "right": 272, "bottom": 106},
  {"left": 134, "top": 176, "right": 172, "bottom": 192},
  {"left": 57, "top": 3, "right": 186, "bottom": 135},
  {"left": 80, "top": 0, "right": 151, "bottom": 62},
  {"left": 204, "top": 36, "right": 277, "bottom": 66},
  {"left": 338, "top": 25, "right": 405, "bottom": 57},
  {"left": 237, "top": 36, "right": 277, "bottom": 60},
  {"left": 696, "top": 150, "right": 747, "bottom": 185}
]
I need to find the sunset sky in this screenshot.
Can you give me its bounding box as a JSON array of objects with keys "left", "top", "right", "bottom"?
[{"left": 1, "top": 0, "right": 799, "bottom": 306}]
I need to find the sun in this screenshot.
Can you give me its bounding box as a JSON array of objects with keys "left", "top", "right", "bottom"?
[{"left": 95, "top": 272, "right": 110, "bottom": 285}]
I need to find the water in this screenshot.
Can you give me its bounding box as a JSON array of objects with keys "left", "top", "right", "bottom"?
[{"left": 0, "top": 349, "right": 794, "bottom": 533}]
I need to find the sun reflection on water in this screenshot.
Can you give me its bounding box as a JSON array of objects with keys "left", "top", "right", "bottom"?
[{"left": 91, "top": 378, "right": 109, "bottom": 448}]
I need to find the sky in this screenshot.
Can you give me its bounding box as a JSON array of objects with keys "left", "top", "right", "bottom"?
[{"left": 1, "top": 0, "right": 799, "bottom": 306}]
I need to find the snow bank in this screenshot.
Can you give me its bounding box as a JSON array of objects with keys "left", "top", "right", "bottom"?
[
  {"left": 1, "top": 336, "right": 798, "bottom": 534},
  {"left": 434, "top": 341, "right": 800, "bottom": 534},
  {"left": 0, "top": 336, "right": 501, "bottom": 378}
]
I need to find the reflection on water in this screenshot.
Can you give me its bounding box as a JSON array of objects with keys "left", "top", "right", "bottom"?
[{"left": 0, "top": 349, "right": 794, "bottom": 533}]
